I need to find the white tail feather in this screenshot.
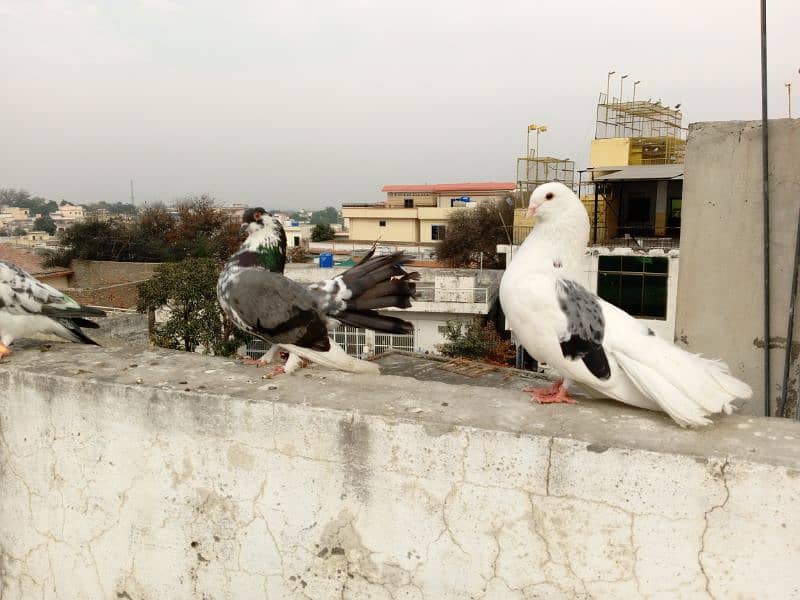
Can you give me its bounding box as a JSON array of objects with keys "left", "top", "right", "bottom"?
[
  {"left": 279, "top": 341, "right": 380, "bottom": 374},
  {"left": 614, "top": 353, "right": 713, "bottom": 427},
  {"left": 613, "top": 340, "right": 751, "bottom": 428}
]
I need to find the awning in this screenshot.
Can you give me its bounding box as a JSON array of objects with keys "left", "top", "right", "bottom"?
[{"left": 591, "top": 164, "right": 684, "bottom": 181}]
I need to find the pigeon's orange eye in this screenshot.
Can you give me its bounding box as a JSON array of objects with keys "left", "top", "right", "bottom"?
[
  {"left": 253, "top": 211, "right": 262, "bottom": 220},
  {"left": 545, "top": 192, "right": 554, "bottom": 200}
]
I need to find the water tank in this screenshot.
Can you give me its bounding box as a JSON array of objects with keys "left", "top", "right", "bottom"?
[{"left": 319, "top": 252, "right": 334, "bottom": 268}]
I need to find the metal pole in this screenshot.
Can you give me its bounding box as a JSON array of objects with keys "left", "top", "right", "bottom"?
[
  {"left": 787, "top": 83, "right": 792, "bottom": 118},
  {"left": 779, "top": 204, "right": 800, "bottom": 417},
  {"left": 760, "top": 0, "right": 772, "bottom": 416},
  {"left": 593, "top": 186, "right": 599, "bottom": 244}
]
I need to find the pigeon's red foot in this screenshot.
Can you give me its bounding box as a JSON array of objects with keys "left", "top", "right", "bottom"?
[
  {"left": 240, "top": 356, "right": 269, "bottom": 367},
  {"left": 523, "top": 379, "right": 577, "bottom": 404},
  {"left": 271, "top": 365, "right": 285, "bottom": 376},
  {"left": 0, "top": 343, "right": 10, "bottom": 360}
]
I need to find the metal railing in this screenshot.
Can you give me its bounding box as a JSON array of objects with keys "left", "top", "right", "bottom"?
[{"left": 508, "top": 225, "right": 680, "bottom": 250}]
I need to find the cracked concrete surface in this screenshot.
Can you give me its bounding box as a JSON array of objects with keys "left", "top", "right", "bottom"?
[{"left": 1, "top": 342, "right": 800, "bottom": 599}]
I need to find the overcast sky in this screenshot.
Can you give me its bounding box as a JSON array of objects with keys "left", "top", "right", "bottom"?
[{"left": 1, "top": 0, "right": 798, "bottom": 209}]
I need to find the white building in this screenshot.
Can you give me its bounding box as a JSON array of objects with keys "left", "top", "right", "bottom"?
[
  {"left": 50, "top": 202, "right": 86, "bottom": 231},
  {"left": 281, "top": 219, "right": 314, "bottom": 249}
]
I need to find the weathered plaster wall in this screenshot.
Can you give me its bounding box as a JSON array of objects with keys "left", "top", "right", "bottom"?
[{"left": 1, "top": 344, "right": 799, "bottom": 599}]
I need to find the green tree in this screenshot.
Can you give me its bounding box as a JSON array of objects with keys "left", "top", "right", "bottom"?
[
  {"left": 311, "top": 223, "right": 335, "bottom": 242},
  {"left": 136, "top": 258, "right": 247, "bottom": 355},
  {"left": 167, "top": 195, "right": 241, "bottom": 261},
  {"left": 13, "top": 227, "right": 27, "bottom": 236},
  {"left": 0, "top": 188, "right": 59, "bottom": 215},
  {"left": 0, "top": 188, "right": 30, "bottom": 206},
  {"left": 435, "top": 199, "right": 514, "bottom": 268},
  {"left": 437, "top": 318, "right": 515, "bottom": 366},
  {"left": 310, "top": 206, "right": 340, "bottom": 225},
  {"left": 33, "top": 215, "right": 57, "bottom": 235},
  {"left": 44, "top": 195, "right": 242, "bottom": 266},
  {"left": 43, "top": 217, "right": 135, "bottom": 267}
]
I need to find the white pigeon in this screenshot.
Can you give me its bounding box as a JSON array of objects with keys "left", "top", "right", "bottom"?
[
  {"left": 0, "top": 260, "right": 106, "bottom": 358},
  {"left": 499, "top": 182, "right": 752, "bottom": 427}
]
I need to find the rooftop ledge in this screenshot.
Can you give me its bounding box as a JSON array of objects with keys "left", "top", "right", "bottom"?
[
  {"left": 2, "top": 341, "right": 798, "bottom": 469},
  {"left": 2, "top": 341, "right": 800, "bottom": 598}
]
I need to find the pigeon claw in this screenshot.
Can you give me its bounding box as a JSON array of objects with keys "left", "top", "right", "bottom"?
[
  {"left": 0, "top": 343, "right": 10, "bottom": 360},
  {"left": 531, "top": 389, "right": 577, "bottom": 404},
  {"left": 523, "top": 380, "right": 577, "bottom": 404},
  {"left": 240, "top": 356, "right": 269, "bottom": 367}
]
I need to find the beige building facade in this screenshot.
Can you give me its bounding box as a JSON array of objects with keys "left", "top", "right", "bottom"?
[{"left": 343, "top": 182, "right": 516, "bottom": 244}]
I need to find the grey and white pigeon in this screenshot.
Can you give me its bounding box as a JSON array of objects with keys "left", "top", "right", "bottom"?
[
  {"left": 499, "top": 182, "right": 752, "bottom": 427},
  {"left": 217, "top": 208, "right": 419, "bottom": 374},
  {"left": 0, "top": 260, "right": 106, "bottom": 358}
]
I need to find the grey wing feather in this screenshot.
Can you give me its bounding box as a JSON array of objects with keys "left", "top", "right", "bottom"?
[
  {"left": 556, "top": 279, "right": 605, "bottom": 344},
  {"left": 0, "top": 260, "right": 77, "bottom": 314},
  {"left": 225, "top": 270, "right": 330, "bottom": 350},
  {"left": 555, "top": 279, "right": 610, "bottom": 380}
]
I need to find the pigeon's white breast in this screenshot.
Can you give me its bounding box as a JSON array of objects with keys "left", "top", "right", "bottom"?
[{"left": 0, "top": 312, "right": 55, "bottom": 343}]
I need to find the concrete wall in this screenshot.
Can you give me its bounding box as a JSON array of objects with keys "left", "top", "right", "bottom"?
[
  {"left": 1, "top": 343, "right": 800, "bottom": 599},
  {"left": 676, "top": 119, "right": 800, "bottom": 416},
  {"left": 69, "top": 260, "right": 158, "bottom": 288}
]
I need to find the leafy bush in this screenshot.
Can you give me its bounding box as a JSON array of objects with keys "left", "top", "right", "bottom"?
[
  {"left": 288, "top": 244, "right": 310, "bottom": 263},
  {"left": 310, "top": 206, "right": 340, "bottom": 225},
  {"left": 311, "top": 223, "right": 335, "bottom": 242},
  {"left": 435, "top": 199, "right": 514, "bottom": 268},
  {"left": 437, "top": 318, "right": 515, "bottom": 366},
  {"left": 33, "top": 215, "right": 56, "bottom": 235},
  {"left": 136, "top": 258, "right": 248, "bottom": 356},
  {"left": 44, "top": 196, "right": 241, "bottom": 267}
]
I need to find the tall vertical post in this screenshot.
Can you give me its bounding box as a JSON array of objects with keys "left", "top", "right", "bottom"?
[{"left": 760, "top": 0, "right": 771, "bottom": 416}]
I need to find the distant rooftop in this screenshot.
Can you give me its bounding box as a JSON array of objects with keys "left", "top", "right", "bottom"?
[
  {"left": 0, "top": 244, "right": 72, "bottom": 279},
  {"left": 382, "top": 182, "right": 516, "bottom": 193}
]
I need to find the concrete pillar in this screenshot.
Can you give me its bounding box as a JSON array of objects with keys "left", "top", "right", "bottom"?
[{"left": 676, "top": 119, "right": 800, "bottom": 416}]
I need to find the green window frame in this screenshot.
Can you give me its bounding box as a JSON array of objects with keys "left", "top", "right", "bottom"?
[{"left": 597, "top": 255, "right": 668, "bottom": 319}]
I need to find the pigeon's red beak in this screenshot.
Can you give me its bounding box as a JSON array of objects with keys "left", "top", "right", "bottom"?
[{"left": 526, "top": 205, "right": 537, "bottom": 219}]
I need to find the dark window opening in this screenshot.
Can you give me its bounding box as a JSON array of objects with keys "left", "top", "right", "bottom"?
[
  {"left": 597, "top": 255, "right": 668, "bottom": 319},
  {"left": 431, "top": 225, "right": 446, "bottom": 241},
  {"left": 404, "top": 198, "right": 413, "bottom": 208},
  {"left": 379, "top": 220, "right": 386, "bottom": 227},
  {"left": 620, "top": 192, "right": 654, "bottom": 236},
  {"left": 293, "top": 236, "right": 300, "bottom": 246}
]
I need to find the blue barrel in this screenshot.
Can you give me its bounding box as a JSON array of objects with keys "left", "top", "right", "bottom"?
[{"left": 319, "top": 252, "right": 334, "bottom": 268}]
